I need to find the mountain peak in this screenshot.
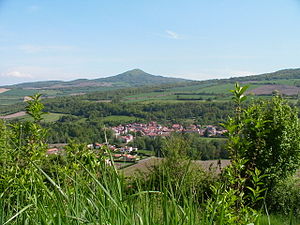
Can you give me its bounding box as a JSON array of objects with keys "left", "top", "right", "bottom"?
[
  {"left": 119, "top": 69, "right": 149, "bottom": 76},
  {"left": 99, "top": 69, "right": 186, "bottom": 85},
  {"left": 4, "top": 69, "right": 188, "bottom": 89},
  {"left": 126, "top": 68, "right": 145, "bottom": 73}
]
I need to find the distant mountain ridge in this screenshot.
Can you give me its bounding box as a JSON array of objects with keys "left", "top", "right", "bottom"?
[
  {"left": 4, "top": 69, "right": 189, "bottom": 89},
  {"left": 231, "top": 68, "right": 300, "bottom": 82},
  {"left": 99, "top": 69, "right": 187, "bottom": 85},
  {"left": 1, "top": 67, "right": 300, "bottom": 107}
]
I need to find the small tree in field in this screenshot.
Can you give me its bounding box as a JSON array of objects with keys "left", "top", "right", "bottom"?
[{"left": 225, "top": 83, "right": 300, "bottom": 192}]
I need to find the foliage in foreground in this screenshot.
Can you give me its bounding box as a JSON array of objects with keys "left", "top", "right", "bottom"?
[
  {"left": 0, "top": 90, "right": 300, "bottom": 224},
  {"left": 224, "top": 83, "right": 300, "bottom": 211}
]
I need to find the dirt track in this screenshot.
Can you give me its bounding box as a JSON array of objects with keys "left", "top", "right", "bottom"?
[
  {"left": 0, "top": 111, "right": 26, "bottom": 119},
  {"left": 0, "top": 88, "right": 10, "bottom": 94}
]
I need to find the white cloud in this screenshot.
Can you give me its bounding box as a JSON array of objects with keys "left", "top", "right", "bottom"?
[
  {"left": 165, "top": 30, "right": 181, "bottom": 39},
  {"left": 19, "top": 45, "right": 75, "bottom": 53},
  {"left": 1, "top": 71, "right": 33, "bottom": 78}
]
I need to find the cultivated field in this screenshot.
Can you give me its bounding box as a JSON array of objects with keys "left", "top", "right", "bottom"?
[
  {"left": 0, "top": 111, "right": 26, "bottom": 119},
  {"left": 0, "top": 88, "right": 10, "bottom": 94},
  {"left": 250, "top": 84, "right": 300, "bottom": 95},
  {"left": 0, "top": 111, "right": 66, "bottom": 122},
  {"left": 121, "top": 157, "right": 231, "bottom": 177}
]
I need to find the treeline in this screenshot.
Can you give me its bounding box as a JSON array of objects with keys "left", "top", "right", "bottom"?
[
  {"left": 129, "top": 134, "right": 228, "bottom": 160},
  {"left": 230, "top": 68, "right": 300, "bottom": 82},
  {"left": 44, "top": 100, "right": 234, "bottom": 124},
  {"left": 45, "top": 120, "right": 115, "bottom": 144}
]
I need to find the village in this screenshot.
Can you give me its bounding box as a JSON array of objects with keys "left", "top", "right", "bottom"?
[
  {"left": 111, "top": 121, "right": 226, "bottom": 142},
  {"left": 47, "top": 122, "right": 227, "bottom": 164}
]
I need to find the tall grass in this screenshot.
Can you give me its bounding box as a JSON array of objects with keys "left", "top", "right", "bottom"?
[
  {"left": 0, "top": 159, "right": 202, "bottom": 224},
  {"left": 1, "top": 152, "right": 300, "bottom": 224}
]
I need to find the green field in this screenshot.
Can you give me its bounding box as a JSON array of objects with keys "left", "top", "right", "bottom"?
[
  {"left": 198, "top": 137, "right": 227, "bottom": 141},
  {"left": 138, "top": 149, "right": 156, "bottom": 156},
  {"left": 168, "top": 82, "right": 218, "bottom": 92},
  {"left": 122, "top": 81, "right": 271, "bottom": 103},
  {"left": 2, "top": 77, "right": 300, "bottom": 107},
  {"left": 101, "top": 115, "right": 141, "bottom": 124},
  {"left": 0, "top": 96, "right": 23, "bottom": 106}
]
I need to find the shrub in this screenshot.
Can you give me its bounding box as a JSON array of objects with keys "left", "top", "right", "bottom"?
[
  {"left": 267, "top": 176, "right": 300, "bottom": 215},
  {"left": 225, "top": 84, "right": 300, "bottom": 199},
  {"left": 131, "top": 134, "right": 218, "bottom": 203}
]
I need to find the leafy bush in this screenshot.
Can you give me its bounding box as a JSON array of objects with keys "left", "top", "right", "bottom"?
[
  {"left": 225, "top": 84, "right": 300, "bottom": 202},
  {"left": 267, "top": 176, "right": 300, "bottom": 215}
]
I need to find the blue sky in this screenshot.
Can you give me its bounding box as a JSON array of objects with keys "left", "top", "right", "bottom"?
[{"left": 0, "top": 0, "right": 300, "bottom": 85}]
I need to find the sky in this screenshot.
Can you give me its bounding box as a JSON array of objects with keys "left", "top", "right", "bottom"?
[{"left": 1, "top": 0, "right": 300, "bottom": 85}]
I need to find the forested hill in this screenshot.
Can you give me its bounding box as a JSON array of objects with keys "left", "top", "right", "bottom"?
[
  {"left": 96, "top": 69, "right": 188, "bottom": 85},
  {"left": 3, "top": 69, "right": 189, "bottom": 89},
  {"left": 230, "top": 68, "right": 300, "bottom": 82}
]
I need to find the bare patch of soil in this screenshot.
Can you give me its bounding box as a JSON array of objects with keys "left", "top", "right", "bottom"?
[
  {"left": 0, "top": 111, "right": 26, "bottom": 119},
  {"left": 249, "top": 85, "right": 300, "bottom": 95},
  {"left": 0, "top": 88, "right": 10, "bottom": 94}
]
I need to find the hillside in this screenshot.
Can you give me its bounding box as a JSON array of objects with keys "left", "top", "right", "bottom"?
[
  {"left": 98, "top": 69, "right": 187, "bottom": 85},
  {"left": 116, "top": 68, "right": 300, "bottom": 103},
  {"left": 0, "top": 69, "right": 190, "bottom": 106},
  {"left": 3, "top": 69, "right": 188, "bottom": 89},
  {"left": 230, "top": 68, "right": 300, "bottom": 82},
  {"left": 1, "top": 68, "right": 300, "bottom": 108}
]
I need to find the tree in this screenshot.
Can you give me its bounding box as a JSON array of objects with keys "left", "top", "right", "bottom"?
[{"left": 225, "top": 83, "right": 300, "bottom": 192}]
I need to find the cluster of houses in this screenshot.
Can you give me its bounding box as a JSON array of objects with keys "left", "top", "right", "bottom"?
[
  {"left": 87, "top": 143, "right": 137, "bottom": 153},
  {"left": 111, "top": 122, "right": 226, "bottom": 141},
  {"left": 87, "top": 143, "right": 139, "bottom": 161},
  {"left": 47, "top": 142, "right": 139, "bottom": 162}
]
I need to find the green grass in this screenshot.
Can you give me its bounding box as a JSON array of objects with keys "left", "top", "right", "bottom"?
[
  {"left": 42, "top": 113, "right": 67, "bottom": 122},
  {"left": 1, "top": 148, "right": 298, "bottom": 225},
  {"left": 198, "top": 137, "right": 227, "bottom": 141},
  {"left": 0, "top": 96, "right": 22, "bottom": 106},
  {"left": 198, "top": 83, "right": 260, "bottom": 94},
  {"left": 257, "top": 214, "right": 300, "bottom": 225},
  {"left": 122, "top": 82, "right": 268, "bottom": 103},
  {"left": 101, "top": 115, "right": 140, "bottom": 124},
  {"left": 124, "top": 94, "right": 226, "bottom": 103},
  {"left": 168, "top": 82, "right": 218, "bottom": 92},
  {"left": 138, "top": 149, "right": 156, "bottom": 156},
  {"left": 0, "top": 89, "right": 39, "bottom": 96},
  {"left": 124, "top": 92, "right": 176, "bottom": 102}
]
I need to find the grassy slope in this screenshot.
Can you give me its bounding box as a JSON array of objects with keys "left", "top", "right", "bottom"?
[{"left": 101, "top": 115, "right": 141, "bottom": 124}]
